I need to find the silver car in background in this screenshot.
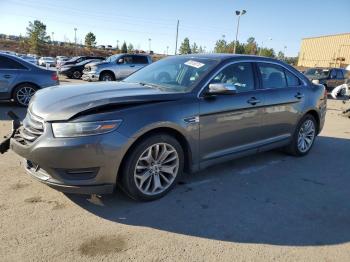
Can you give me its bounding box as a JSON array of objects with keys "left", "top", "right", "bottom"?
[
  {"left": 0, "top": 53, "right": 59, "bottom": 106},
  {"left": 82, "top": 53, "right": 152, "bottom": 81}
]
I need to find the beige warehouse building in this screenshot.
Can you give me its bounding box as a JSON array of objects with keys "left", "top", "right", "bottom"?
[{"left": 298, "top": 33, "right": 350, "bottom": 68}]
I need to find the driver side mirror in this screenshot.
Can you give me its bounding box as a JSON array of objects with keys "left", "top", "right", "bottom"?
[
  {"left": 206, "top": 83, "right": 237, "bottom": 95},
  {"left": 117, "top": 58, "right": 124, "bottom": 64}
]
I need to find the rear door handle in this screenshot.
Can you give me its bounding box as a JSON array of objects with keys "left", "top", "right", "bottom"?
[
  {"left": 247, "top": 97, "right": 261, "bottom": 105},
  {"left": 295, "top": 92, "right": 304, "bottom": 99},
  {"left": 4, "top": 75, "right": 12, "bottom": 79}
]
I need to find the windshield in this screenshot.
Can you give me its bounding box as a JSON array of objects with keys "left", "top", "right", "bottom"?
[
  {"left": 304, "top": 68, "right": 330, "bottom": 79},
  {"left": 105, "top": 54, "right": 122, "bottom": 62},
  {"left": 67, "top": 56, "right": 80, "bottom": 62},
  {"left": 123, "top": 56, "right": 219, "bottom": 92}
]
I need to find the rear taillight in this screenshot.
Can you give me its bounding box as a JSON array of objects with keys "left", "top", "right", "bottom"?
[
  {"left": 51, "top": 72, "right": 58, "bottom": 81},
  {"left": 324, "top": 88, "right": 328, "bottom": 99}
]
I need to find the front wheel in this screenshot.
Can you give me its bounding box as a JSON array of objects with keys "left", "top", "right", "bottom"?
[
  {"left": 100, "top": 72, "right": 115, "bottom": 81},
  {"left": 120, "top": 134, "right": 184, "bottom": 201},
  {"left": 285, "top": 115, "right": 317, "bottom": 156}
]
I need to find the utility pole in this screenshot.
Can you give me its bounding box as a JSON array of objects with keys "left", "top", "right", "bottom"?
[
  {"left": 148, "top": 38, "right": 152, "bottom": 53},
  {"left": 166, "top": 46, "right": 169, "bottom": 55},
  {"left": 233, "top": 10, "right": 246, "bottom": 54},
  {"left": 74, "top": 28, "right": 77, "bottom": 55},
  {"left": 175, "top": 19, "right": 179, "bottom": 55}
]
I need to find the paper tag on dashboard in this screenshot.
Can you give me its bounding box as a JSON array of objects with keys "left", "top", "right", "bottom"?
[{"left": 184, "top": 60, "right": 205, "bottom": 68}]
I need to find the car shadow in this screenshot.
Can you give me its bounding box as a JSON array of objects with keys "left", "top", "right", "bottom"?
[
  {"left": 0, "top": 102, "right": 27, "bottom": 121},
  {"left": 67, "top": 136, "right": 350, "bottom": 246}
]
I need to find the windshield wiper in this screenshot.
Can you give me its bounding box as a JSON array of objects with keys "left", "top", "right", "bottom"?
[{"left": 138, "top": 82, "right": 164, "bottom": 90}]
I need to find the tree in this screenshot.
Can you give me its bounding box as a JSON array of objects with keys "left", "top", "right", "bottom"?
[
  {"left": 244, "top": 37, "right": 258, "bottom": 55},
  {"left": 85, "top": 32, "right": 96, "bottom": 49},
  {"left": 214, "top": 39, "right": 227, "bottom": 53},
  {"left": 198, "top": 46, "right": 204, "bottom": 53},
  {"left": 179, "top": 37, "right": 191, "bottom": 54},
  {"left": 259, "top": 48, "right": 275, "bottom": 57},
  {"left": 127, "top": 43, "right": 134, "bottom": 53},
  {"left": 26, "top": 20, "right": 50, "bottom": 55},
  {"left": 121, "top": 41, "right": 127, "bottom": 53},
  {"left": 191, "top": 42, "right": 198, "bottom": 54},
  {"left": 277, "top": 51, "right": 285, "bottom": 60}
]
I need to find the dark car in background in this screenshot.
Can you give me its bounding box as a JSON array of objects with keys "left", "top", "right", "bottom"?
[
  {"left": 0, "top": 53, "right": 59, "bottom": 106},
  {"left": 59, "top": 56, "right": 105, "bottom": 68},
  {"left": 304, "top": 67, "right": 348, "bottom": 94},
  {"left": 59, "top": 58, "right": 104, "bottom": 79},
  {"left": 3, "top": 54, "right": 327, "bottom": 201}
]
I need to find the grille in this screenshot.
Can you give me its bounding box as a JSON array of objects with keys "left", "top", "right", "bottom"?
[{"left": 19, "top": 111, "right": 44, "bottom": 143}]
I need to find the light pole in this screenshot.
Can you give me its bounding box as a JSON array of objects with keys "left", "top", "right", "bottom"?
[
  {"left": 148, "top": 38, "right": 152, "bottom": 53},
  {"left": 74, "top": 28, "right": 77, "bottom": 55},
  {"left": 166, "top": 46, "right": 169, "bottom": 55},
  {"left": 233, "top": 10, "right": 246, "bottom": 54},
  {"left": 51, "top": 32, "right": 54, "bottom": 45}
]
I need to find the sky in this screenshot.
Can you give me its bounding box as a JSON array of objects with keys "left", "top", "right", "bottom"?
[{"left": 0, "top": 0, "right": 349, "bottom": 56}]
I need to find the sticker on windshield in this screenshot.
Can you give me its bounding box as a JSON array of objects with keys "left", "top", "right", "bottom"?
[{"left": 184, "top": 60, "right": 205, "bottom": 68}]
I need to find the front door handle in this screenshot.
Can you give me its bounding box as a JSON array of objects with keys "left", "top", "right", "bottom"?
[
  {"left": 247, "top": 97, "right": 261, "bottom": 105},
  {"left": 4, "top": 75, "right": 12, "bottom": 79},
  {"left": 295, "top": 92, "right": 304, "bottom": 99},
  {"left": 130, "top": 65, "right": 135, "bottom": 67}
]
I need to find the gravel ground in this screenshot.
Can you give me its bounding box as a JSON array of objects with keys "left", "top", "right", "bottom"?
[{"left": 0, "top": 80, "right": 350, "bottom": 261}]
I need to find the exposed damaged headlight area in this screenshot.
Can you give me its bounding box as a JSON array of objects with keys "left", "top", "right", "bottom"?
[{"left": 15, "top": 111, "right": 44, "bottom": 144}]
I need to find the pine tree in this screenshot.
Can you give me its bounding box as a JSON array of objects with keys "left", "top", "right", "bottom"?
[
  {"left": 121, "top": 41, "right": 127, "bottom": 53},
  {"left": 179, "top": 37, "right": 191, "bottom": 54}
]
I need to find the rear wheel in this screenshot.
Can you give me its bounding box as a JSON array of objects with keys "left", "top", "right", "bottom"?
[
  {"left": 13, "top": 83, "right": 37, "bottom": 107},
  {"left": 72, "top": 70, "right": 82, "bottom": 79},
  {"left": 120, "top": 134, "right": 184, "bottom": 201},
  {"left": 100, "top": 72, "right": 115, "bottom": 81},
  {"left": 285, "top": 114, "right": 317, "bottom": 156}
]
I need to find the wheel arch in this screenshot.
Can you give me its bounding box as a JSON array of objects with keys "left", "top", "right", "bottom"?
[
  {"left": 99, "top": 70, "right": 116, "bottom": 81},
  {"left": 304, "top": 109, "right": 320, "bottom": 134},
  {"left": 117, "top": 126, "right": 193, "bottom": 183}
]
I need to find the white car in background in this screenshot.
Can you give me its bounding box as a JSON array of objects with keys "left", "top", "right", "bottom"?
[
  {"left": 38, "top": 56, "right": 56, "bottom": 67},
  {"left": 56, "top": 56, "right": 69, "bottom": 69}
]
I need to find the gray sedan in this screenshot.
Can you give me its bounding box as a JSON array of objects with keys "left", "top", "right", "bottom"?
[
  {"left": 0, "top": 53, "right": 59, "bottom": 106},
  {"left": 4, "top": 54, "right": 327, "bottom": 201}
]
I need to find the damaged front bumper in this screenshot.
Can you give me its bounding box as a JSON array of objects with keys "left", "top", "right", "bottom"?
[
  {"left": 1, "top": 110, "right": 129, "bottom": 195},
  {"left": 0, "top": 111, "right": 21, "bottom": 154}
]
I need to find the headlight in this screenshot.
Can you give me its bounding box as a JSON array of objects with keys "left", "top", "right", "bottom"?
[
  {"left": 90, "top": 66, "right": 97, "bottom": 71},
  {"left": 52, "top": 120, "right": 122, "bottom": 138}
]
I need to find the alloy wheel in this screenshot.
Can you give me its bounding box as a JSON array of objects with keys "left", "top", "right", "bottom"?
[
  {"left": 297, "top": 119, "right": 316, "bottom": 153},
  {"left": 16, "top": 86, "right": 36, "bottom": 106},
  {"left": 102, "top": 75, "right": 113, "bottom": 81},
  {"left": 134, "top": 143, "right": 179, "bottom": 195}
]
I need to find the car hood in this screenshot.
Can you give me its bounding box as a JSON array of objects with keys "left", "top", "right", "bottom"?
[
  {"left": 29, "top": 82, "right": 183, "bottom": 121},
  {"left": 89, "top": 61, "right": 109, "bottom": 67}
]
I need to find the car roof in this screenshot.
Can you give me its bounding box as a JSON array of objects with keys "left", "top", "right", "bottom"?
[{"left": 171, "top": 53, "right": 286, "bottom": 63}]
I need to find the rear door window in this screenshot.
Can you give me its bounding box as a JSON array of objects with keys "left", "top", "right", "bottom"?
[
  {"left": 257, "top": 63, "right": 287, "bottom": 89},
  {"left": 0, "top": 56, "right": 27, "bottom": 69},
  {"left": 133, "top": 56, "right": 149, "bottom": 64}
]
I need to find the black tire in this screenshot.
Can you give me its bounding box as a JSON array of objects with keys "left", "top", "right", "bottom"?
[
  {"left": 120, "top": 133, "right": 184, "bottom": 201},
  {"left": 285, "top": 114, "right": 317, "bottom": 156},
  {"left": 13, "top": 83, "right": 38, "bottom": 107},
  {"left": 338, "top": 87, "right": 346, "bottom": 97},
  {"left": 72, "top": 70, "right": 82, "bottom": 79},
  {"left": 100, "top": 72, "right": 115, "bottom": 81}
]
